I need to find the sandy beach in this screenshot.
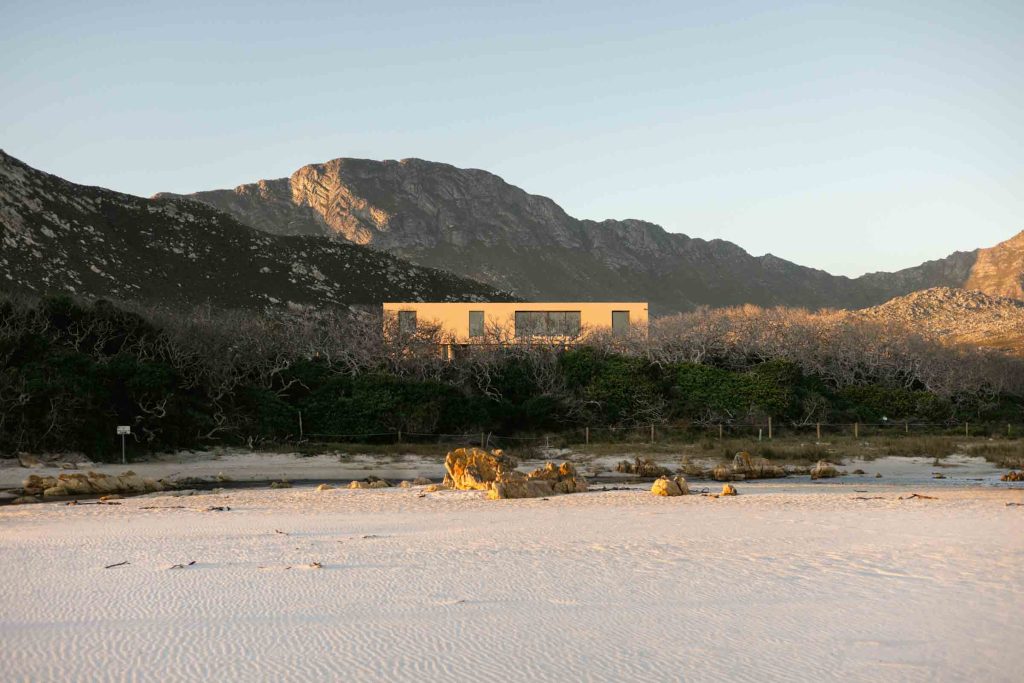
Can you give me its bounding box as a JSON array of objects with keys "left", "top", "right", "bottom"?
[{"left": 1, "top": 479, "right": 1021, "bottom": 682}]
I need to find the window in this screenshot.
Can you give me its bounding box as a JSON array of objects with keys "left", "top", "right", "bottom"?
[
  {"left": 515, "top": 310, "right": 581, "bottom": 337},
  {"left": 398, "top": 310, "right": 417, "bottom": 335},
  {"left": 469, "top": 310, "right": 484, "bottom": 338},
  {"left": 612, "top": 310, "right": 630, "bottom": 335}
]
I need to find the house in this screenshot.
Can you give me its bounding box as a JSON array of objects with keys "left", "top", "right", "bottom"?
[{"left": 382, "top": 302, "right": 649, "bottom": 343}]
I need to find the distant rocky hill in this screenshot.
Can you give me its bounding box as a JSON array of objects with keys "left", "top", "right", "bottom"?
[
  {"left": 859, "top": 287, "right": 1024, "bottom": 354},
  {"left": 0, "top": 151, "right": 512, "bottom": 310},
  {"left": 160, "top": 156, "right": 1023, "bottom": 313}
]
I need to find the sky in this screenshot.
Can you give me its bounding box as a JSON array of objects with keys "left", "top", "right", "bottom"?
[{"left": 2, "top": 0, "right": 1022, "bottom": 277}]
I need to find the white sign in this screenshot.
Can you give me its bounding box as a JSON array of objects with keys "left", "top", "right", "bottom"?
[{"left": 117, "top": 426, "right": 131, "bottom": 435}]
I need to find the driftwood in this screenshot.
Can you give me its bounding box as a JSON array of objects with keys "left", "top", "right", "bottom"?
[
  {"left": 852, "top": 496, "right": 885, "bottom": 500},
  {"left": 169, "top": 561, "right": 197, "bottom": 570},
  {"left": 104, "top": 561, "right": 129, "bottom": 569},
  {"left": 899, "top": 493, "right": 937, "bottom": 500}
]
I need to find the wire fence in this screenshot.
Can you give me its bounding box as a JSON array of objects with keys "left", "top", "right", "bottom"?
[{"left": 301, "top": 420, "right": 1024, "bottom": 449}]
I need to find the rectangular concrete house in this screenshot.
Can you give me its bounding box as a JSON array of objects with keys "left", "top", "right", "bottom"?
[{"left": 383, "top": 302, "right": 649, "bottom": 343}]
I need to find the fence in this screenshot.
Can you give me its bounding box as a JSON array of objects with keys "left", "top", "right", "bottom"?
[{"left": 301, "top": 420, "right": 1024, "bottom": 449}]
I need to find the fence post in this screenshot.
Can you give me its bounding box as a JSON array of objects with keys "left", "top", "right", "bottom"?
[
  {"left": 297, "top": 410, "right": 303, "bottom": 442},
  {"left": 719, "top": 424, "right": 723, "bottom": 440},
  {"left": 854, "top": 422, "right": 859, "bottom": 439},
  {"left": 905, "top": 421, "right": 908, "bottom": 434},
  {"left": 965, "top": 422, "right": 969, "bottom": 437},
  {"left": 585, "top": 426, "right": 590, "bottom": 445},
  {"left": 650, "top": 424, "right": 655, "bottom": 444},
  {"left": 816, "top": 422, "right": 821, "bottom": 440},
  {"left": 758, "top": 428, "right": 762, "bottom": 442},
  {"left": 481, "top": 432, "right": 485, "bottom": 448},
  {"left": 768, "top": 417, "right": 772, "bottom": 440},
  {"left": 397, "top": 429, "right": 402, "bottom": 444},
  {"left": 546, "top": 435, "right": 550, "bottom": 449}
]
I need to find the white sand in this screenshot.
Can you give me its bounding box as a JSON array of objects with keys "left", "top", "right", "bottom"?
[{"left": 1, "top": 483, "right": 1022, "bottom": 682}]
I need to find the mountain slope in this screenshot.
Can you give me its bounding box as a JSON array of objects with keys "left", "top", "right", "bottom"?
[
  {"left": 160, "top": 157, "right": 1024, "bottom": 313},
  {"left": 0, "top": 151, "right": 512, "bottom": 309},
  {"left": 859, "top": 287, "right": 1024, "bottom": 354}
]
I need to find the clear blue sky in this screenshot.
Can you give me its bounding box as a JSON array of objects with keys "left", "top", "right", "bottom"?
[{"left": 2, "top": 1, "right": 1022, "bottom": 276}]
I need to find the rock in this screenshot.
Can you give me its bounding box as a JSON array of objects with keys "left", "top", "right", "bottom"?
[
  {"left": 721, "top": 483, "right": 738, "bottom": 496},
  {"left": 85, "top": 472, "right": 118, "bottom": 494},
  {"left": 424, "top": 484, "right": 446, "bottom": 492},
  {"left": 348, "top": 480, "right": 368, "bottom": 489},
  {"left": 270, "top": 481, "right": 292, "bottom": 489},
  {"left": 59, "top": 462, "right": 78, "bottom": 470},
  {"left": 22, "top": 474, "right": 58, "bottom": 495},
  {"left": 315, "top": 483, "right": 335, "bottom": 491},
  {"left": 12, "top": 496, "right": 39, "bottom": 504},
  {"left": 99, "top": 494, "right": 122, "bottom": 501},
  {"left": 488, "top": 471, "right": 553, "bottom": 500},
  {"left": 810, "top": 460, "right": 839, "bottom": 479},
  {"left": 487, "top": 461, "right": 588, "bottom": 500},
  {"left": 875, "top": 472, "right": 883, "bottom": 478},
  {"left": 412, "top": 477, "right": 432, "bottom": 486},
  {"left": 143, "top": 479, "right": 164, "bottom": 492},
  {"left": 712, "top": 465, "right": 733, "bottom": 481},
  {"left": 1001, "top": 470, "right": 1024, "bottom": 482},
  {"left": 16, "top": 452, "right": 40, "bottom": 468},
  {"left": 615, "top": 457, "right": 670, "bottom": 478},
  {"left": 932, "top": 472, "right": 946, "bottom": 479},
  {"left": 115, "top": 472, "right": 147, "bottom": 493},
  {"left": 852, "top": 469, "right": 866, "bottom": 475},
  {"left": 443, "top": 447, "right": 517, "bottom": 490},
  {"left": 216, "top": 471, "right": 233, "bottom": 482},
  {"left": 725, "top": 451, "right": 785, "bottom": 480},
  {"left": 526, "top": 462, "right": 588, "bottom": 494},
  {"left": 42, "top": 486, "right": 69, "bottom": 497},
  {"left": 651, "top": 476, "right": 690, "bottom": 496},
  {"left": 368, "top": 480, "right": 390, "bottom": 489},
  {"left": 398, "top": 481, "right": 412, "bottom": 488}
]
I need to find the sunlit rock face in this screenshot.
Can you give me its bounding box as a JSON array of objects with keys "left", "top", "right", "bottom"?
[
  {"left": 168, "top": 156, "right": 1024, "bottom": 314},
  {"left": 0, "top": 150, "right": 511, "bottom": 309},
  {"left": 441, "top": 448, "right": 587, "bottom": 500}
]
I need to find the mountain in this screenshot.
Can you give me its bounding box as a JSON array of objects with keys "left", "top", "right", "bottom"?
[
  {"left": 0, "top": 150, "right": 512, "bottom": 309},
  {"left": 159, "top": 157, "right": 1024, "bottom": 313},
  {"left": 859, "top": 287, "right": 1024, "bottom": 355}
]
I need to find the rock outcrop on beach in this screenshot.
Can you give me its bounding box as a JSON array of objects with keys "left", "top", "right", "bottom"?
[
  {"left": 442, "top": 447, "right": 587, "bottom": 499},
  {"left": 712, "top": 452, "right": 787, "bottom": 481},
  {"left": 442, "top": 448, "right": 518, "bottom": 491},
  {"left": 651, "top": 475, "right": 691, "bottom": 496},
  {"left": 810, "top": 461, "right": 840, "bottom": 480},
  {"left": 22, "top": 470, "right": 167, "bottom": 497}
]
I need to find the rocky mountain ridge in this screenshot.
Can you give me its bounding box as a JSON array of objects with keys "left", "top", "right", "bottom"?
[
  {"left": 160, "top": 156, "right": 1024, "bottom": 313},
  {"left": 0, "top": 150, "right": 512, "bottom": 310},
  {"left": 858, "top": 287, "right": 1024, "bottom": 354}
]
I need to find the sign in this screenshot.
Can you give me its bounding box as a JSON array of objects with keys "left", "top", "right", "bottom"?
[{"left": 117, "top": 425, "right": 131, "bottom": 435}]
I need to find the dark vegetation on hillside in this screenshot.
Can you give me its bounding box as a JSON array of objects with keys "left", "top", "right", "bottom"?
[{"left": 2, "top": 295, "right": 1022, "bottom": 460}]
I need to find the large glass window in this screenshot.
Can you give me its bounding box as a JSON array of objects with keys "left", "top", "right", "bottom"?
[
  {"left": 398, "top": 310, "right": 417, "bottom": 335},
  {"left": 515, "top": 310, "right": 581, "bottom": 337},
  {"left": 611, "top": 310, "right": 630, "bottom": 335},
  {"left": 469, "top": 310, "right": 484, "bottom": 338}
]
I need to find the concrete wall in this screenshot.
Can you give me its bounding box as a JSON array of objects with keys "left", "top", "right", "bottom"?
[{"left": 382, "top": 302, "right": 648, "bottom": 343}]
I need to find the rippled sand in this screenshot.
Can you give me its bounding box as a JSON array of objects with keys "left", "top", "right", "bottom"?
[{"left": 1, "top": 484, "right": 1022, "bottom": 682}]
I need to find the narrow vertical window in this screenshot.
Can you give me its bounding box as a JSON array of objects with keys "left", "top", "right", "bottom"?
[
  {"left": 469, "top": 310, "right": 484, "bottom": 338},
  {"left": 612, "top": 310, "right": 629, "bottom": 335},
  {"left": 398, "top": 310, "right": 417, "bottom": 335}
]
